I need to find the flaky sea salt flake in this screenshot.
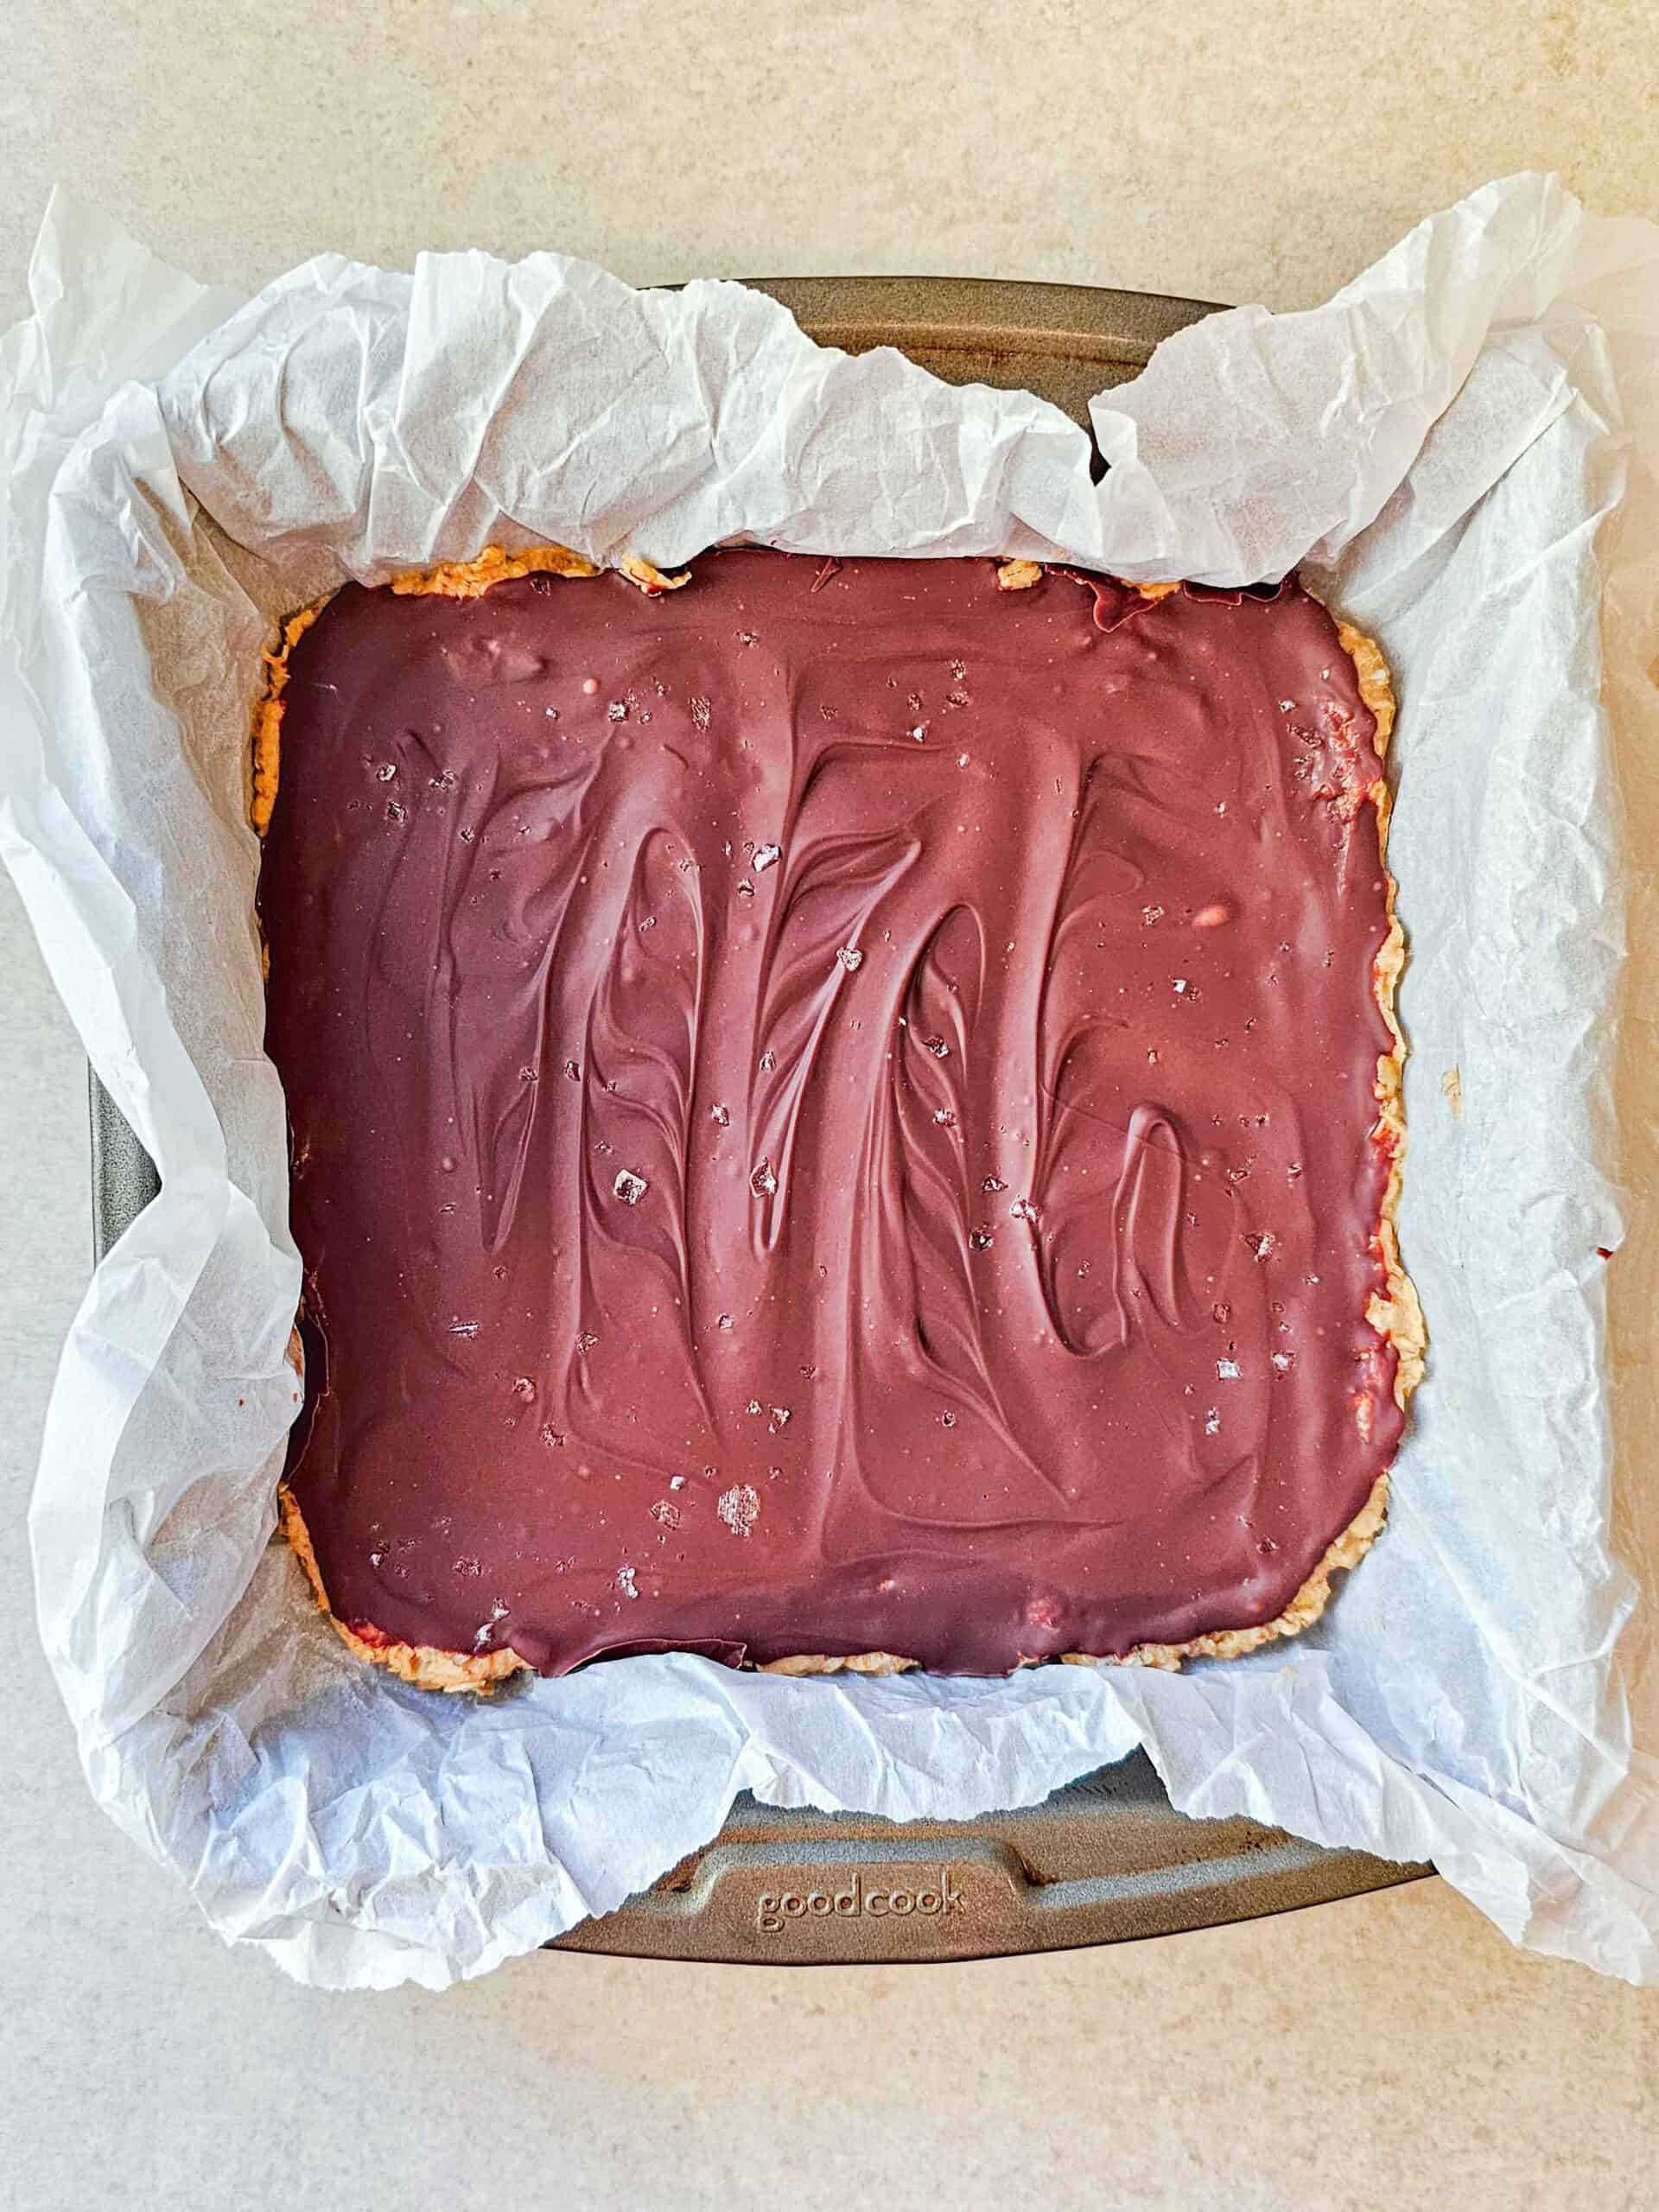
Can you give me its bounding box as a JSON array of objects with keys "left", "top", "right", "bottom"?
[{"left": 717, "top": 1484, "right": 760, "bottom": 1538}]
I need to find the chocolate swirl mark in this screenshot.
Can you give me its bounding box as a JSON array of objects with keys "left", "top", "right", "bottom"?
[
  {"left": 885, "top": 906, "right": 1020, "bottom": 1441},
  {"left": 431, "top": 736, "right": 602, "bottom": 1261},
  {"left": 826, "top": 905, "right": 1071, "bottom": 1533},
  {"left": 1026, "top": 747, "right": 1143, "bottom": 1350},
  {"left": 1030, "top": 751, "right": 1125, "bottom": 1141},
  {"left": 1025, "top": 747, "right": 1258, "bottom": 1445},
  {"left": 358, "top": 722, "right": 602, "bottom": 1382},
  {"left": 1034, "top": 1094, "right": 1222, "bottom": 1355},
  {"left": 573, "top": 827, "right": 713, "bottom": 1429},
  {"left": 747, "top": 821, "right": 921, "bottom": 1255}
]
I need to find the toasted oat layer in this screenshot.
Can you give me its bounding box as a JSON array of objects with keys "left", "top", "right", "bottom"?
[{"left": 264, "top": 553, "right": 1422, "bottom": 1694}]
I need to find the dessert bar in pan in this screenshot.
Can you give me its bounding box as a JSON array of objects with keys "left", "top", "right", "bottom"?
[{"left": 257, "top": 548, "right": 1421, "bottom": 1689}]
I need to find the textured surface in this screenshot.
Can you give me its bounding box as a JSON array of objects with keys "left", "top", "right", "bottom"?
[
  {"left": 266, "top": 559, "right": 1401, "bottom": 1676},
  {"left": 7, "top": 3, "right": 1659, "bottom": 2203}
]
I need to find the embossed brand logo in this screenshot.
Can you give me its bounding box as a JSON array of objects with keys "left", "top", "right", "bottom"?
[{"left": 755, "top": 1868, "right": 966, "bottom": 1935}]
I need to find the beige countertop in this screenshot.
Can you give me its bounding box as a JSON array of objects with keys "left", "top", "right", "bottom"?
[{"left": 3, "top": 4, "right": 1656, "bottom": 2204}]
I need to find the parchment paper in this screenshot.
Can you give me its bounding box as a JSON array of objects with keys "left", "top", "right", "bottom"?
[{"left": 4, "top": 171, "right": 1657, "bottom": 1989}]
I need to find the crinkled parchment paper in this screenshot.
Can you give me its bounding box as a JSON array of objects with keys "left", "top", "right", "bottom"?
[{"left": 3, "top": 171, "right": 1657, "bottom": 1988}]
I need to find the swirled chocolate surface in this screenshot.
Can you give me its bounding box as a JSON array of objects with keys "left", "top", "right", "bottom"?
[{"left": 261, "top": 551, "right": 1402, "bottom": 1675}]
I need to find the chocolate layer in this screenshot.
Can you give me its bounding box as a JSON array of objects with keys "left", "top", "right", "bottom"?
[{"left": 261, "top": 551, "right": 1403, "bottom": 1676}]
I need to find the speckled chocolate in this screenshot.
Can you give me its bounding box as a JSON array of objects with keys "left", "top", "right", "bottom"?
[{"left": 261, "top": 551, "right": 1402, "bottom": 1675}]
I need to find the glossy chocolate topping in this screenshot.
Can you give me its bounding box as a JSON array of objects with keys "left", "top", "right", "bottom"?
[{"left": 261, "top": 551, "right": 1402, "bottom": 1675}]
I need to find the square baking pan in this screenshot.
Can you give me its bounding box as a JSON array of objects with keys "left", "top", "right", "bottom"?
[{"left": 87, "top": 270, "right": 1428, "bottom": 1962}]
